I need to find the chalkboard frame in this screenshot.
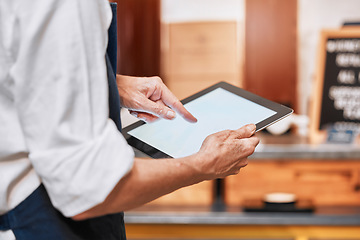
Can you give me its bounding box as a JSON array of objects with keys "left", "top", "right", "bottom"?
[{"left": 309, "top": 27, "right": 360, "bottom": 144}]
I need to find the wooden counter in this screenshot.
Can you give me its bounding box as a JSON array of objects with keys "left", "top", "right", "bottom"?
[
  {"left": 126, "top": 133, "right": 360, "bottom": 239},
  {"left": 125, "top": 205, "right": 360, "bottom": 240}
]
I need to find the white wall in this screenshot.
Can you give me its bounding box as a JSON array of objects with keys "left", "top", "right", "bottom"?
[
  {"left": 298, "top": 0, "right": 360, "bottom": 115},
  {"left": 161, "top": 0, "right": 244, "bottom": 23}
]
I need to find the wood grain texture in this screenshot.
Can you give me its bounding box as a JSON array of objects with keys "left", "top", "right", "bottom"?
[
  {"left": 244, "top": 0, "right": 298, "bottom": 111},
  {"left": 225, "top": 160, "right": 360, "bottom": 206}
]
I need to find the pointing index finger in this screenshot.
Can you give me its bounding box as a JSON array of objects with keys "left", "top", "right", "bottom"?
[
  {"left": 161, "top": 86, "right": 197, "bottom": 123},
  {"left": 171, "top": 100, "right": 198, "bottom": 123}
]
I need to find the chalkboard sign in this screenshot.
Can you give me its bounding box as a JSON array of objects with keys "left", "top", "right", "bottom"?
[{"left": 310, "top": 28, "right": 360, "bottom": 144}]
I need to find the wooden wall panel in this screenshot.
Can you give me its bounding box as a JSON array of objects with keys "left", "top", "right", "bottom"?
[
  {"left": 111, "top": 0, "right": 161, "bottom": 77},
  {"left": 162, "top": 21, "right": 242, "bottom": 99},
  {"left": 245, "top": 0, "right": 298, "bottom": 111}
]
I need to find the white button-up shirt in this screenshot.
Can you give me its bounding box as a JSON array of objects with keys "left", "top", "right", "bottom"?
[{"left": 0, "top": 0, "right": 134, "bottom": 220}]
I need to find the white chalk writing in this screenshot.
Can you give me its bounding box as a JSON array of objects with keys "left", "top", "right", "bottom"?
[
  {"left": 337, "top": 69, "right": 355, "bottom": 84},
  {"left": 329, "top": 86, "right": 360, "bottom": 120},
  {"left": 327, "top": 39, "right": 360, "bottom": 53},
  {"left": 336, "top": 53, "right": 360, "bottom": 67}
]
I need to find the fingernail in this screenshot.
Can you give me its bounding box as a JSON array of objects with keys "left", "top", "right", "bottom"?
[
  {"left": 130, "top": 112, "right": 138, "bottom": 118},
  {"left": 166, "top": 110, "right": 176, "bottom": 119}
]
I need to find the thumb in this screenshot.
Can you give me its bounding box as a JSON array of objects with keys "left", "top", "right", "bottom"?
[{"left": 234, "top": 124, "right": 256, "bottom": 139}]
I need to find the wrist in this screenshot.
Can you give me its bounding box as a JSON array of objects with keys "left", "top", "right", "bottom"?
[{"left": 183, "top": 152, "right": 215, "bottom": 182}]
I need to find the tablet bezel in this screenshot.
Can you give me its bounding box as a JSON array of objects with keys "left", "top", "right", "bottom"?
[{"left": 122, "top": 81, "right": 293, "bottom": 158}]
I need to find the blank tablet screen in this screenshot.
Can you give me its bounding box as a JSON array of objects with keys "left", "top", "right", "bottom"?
[{"left": 126, "top": 87, "right": 277, "bottom": 158}]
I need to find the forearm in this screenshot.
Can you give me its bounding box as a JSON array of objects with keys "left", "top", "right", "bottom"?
[
  {"left": 73, "top": 125, "right": 259, "bottom": 220},
  {"left": 73, "top": 155, "right": 204, "bottom": 220}
]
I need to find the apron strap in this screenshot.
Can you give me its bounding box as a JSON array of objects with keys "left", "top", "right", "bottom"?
[
  {"left": 107, "top": 2, "right": 122, "bottom": 131},
  {"left": 0, "top": 212, "right": 10, "bottom": 231}
]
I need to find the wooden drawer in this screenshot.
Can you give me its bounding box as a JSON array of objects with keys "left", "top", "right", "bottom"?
[
  {"left": 145, "top": 181, "right": 213, "bottom": 207},
  {"left": 225, "top": 160, "right": 360, "bottom": 206}
]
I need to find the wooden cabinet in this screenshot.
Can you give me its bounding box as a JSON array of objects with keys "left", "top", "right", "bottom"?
[
  {"left": 225, "top": 160, "right": 360, "bottom": 207},
  {"left": 125, "top": 224, "right": 360, "bottom": 240},
  {"left": 127, "top": 140, "right": 360, "bottom": 240},
  {"left": 144, "top": 181, "right": 213, "bottom": 207},
  {"left": 141, "top": 160, "right": 360, "bottom": 208},
  {"left": 161, "top": 21, "right": 242, "bottom": 99}
]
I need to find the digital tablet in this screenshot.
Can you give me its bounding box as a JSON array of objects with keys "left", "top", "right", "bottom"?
[{"left": 122, "top": 82, "right": 293, "bottom": 158}]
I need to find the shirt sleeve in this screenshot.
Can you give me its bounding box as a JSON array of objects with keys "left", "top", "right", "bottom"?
[{"left": 11, "top": 0, "right": 134, "bottom": 217}]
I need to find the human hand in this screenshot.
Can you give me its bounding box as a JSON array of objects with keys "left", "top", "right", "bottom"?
[
  {"left": 116, "top": 75, "right": 197, "bottom": 123},
  {"left": 194, "top": 124, "right": 260, "bottom": 180}
]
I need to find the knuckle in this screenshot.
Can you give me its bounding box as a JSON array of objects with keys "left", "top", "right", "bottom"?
[
  {"left": 154, "top": 76, "right": 163, "bottom": 83},
  {"left": 246, "top": 143, "right": 256, "bottom": 155},
  {"left": 149, "top": 76, "right": 163, "bottom": 86},
  {"left": 247, "top": 137, "right": 259, "bottom": 150},
  {"left": 150, "top": 80, "right": 158, "bottom": 89},
  {"left": 241, "top": 158, "right": 249, "bottom": 167},
  {"left": 240, "top": 141, "right": 253, "bottom": 156},
  {"left": 211, "top": 131, "right": 224, "bottom": 140},
  {"left": 170, "top": 99, "right": 180, "bottom": 108},
  {"left": 155, "top": 106, "right": 163, "bottom": 115},
  {"left": 222, "top": 130, "right": 232, "bottom": 138},
  {"left": 228, "top": 130, "right": 236, "bottom": 135},
  {"left": 145, "top": 77, "right": 156, "bottom": 88},
  {"left": 250, "top": 146, "right": 256, "bottom": 155}
]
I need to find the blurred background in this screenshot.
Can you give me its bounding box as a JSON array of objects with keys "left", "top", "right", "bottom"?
[
  {"left": 109, "top": 0, "right": 360, "bottom": 239},
  {"left": 113, "top": 0, "right": 360, "bottom": 113}
]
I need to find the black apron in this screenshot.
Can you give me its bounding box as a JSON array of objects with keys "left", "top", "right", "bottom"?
[{"left": 0, "top": 3, "right": 127, "bottom": 239}]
